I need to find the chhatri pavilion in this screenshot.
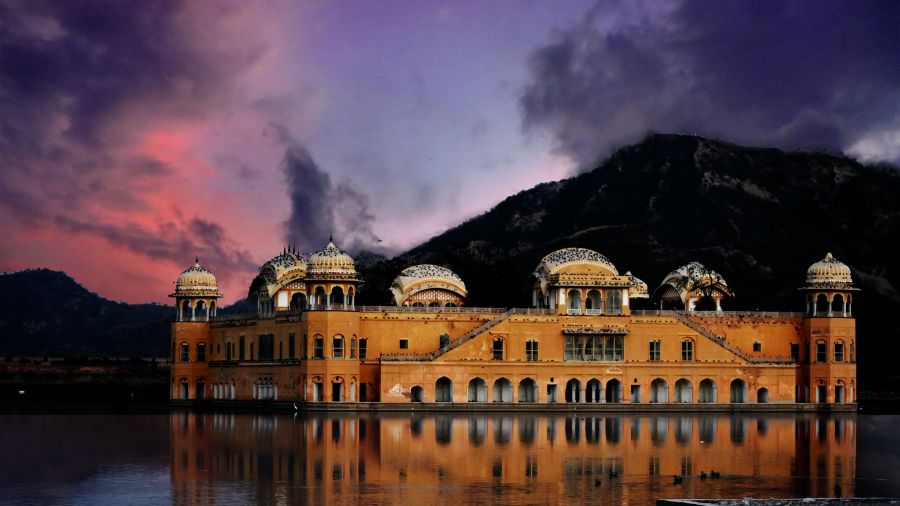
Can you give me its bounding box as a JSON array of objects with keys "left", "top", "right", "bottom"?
[{"left": 170, "top": 241, "right": 857, "bottom": 406}]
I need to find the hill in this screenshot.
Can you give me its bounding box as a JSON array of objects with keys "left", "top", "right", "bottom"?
[{"left": 0, "top": 269, "right": 173, "bottom": 357}]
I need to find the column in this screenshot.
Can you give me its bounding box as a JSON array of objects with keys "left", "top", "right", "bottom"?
[
  {"left": 191, "top": 303, "right": 196, "bottom": 322},
  {"left": 842, "top": 298, "right": 847, "bottom": 317},
  {"left": 827, "top": 295, "right": 833, "bottom": 317}
]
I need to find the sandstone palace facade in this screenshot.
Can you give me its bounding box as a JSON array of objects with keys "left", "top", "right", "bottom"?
[{"left": 169, "top": 241, "right": 857, "bottom": 407}]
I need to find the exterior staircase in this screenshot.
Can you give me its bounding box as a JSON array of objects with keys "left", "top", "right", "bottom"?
[
  {"left": 672, "top": 312, "right": 793, "bottom": 364},
  {"left": 429, "top": 308, "right": 518, "bottom": 360}
]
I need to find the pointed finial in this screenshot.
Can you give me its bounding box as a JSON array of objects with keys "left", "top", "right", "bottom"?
[
  {"left": 826, "top": 252, "right": 834, "bottom": 260},
  {"left": 329, "top": 233, "right": 334, "bottom": 243},
  {"left": 194, "top": 257, "right": 199, "bottom": 265}
]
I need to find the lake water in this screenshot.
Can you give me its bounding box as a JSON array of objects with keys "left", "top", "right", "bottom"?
[{"left": 1, "top": 411, "right": 898, "bottom": 505}]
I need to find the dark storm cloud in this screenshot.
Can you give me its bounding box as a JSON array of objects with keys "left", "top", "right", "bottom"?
[
  {"left": 52, "top": 215, "right": 258, "bottom": 280},
  {"left": 520, "top": 0, "right": 900, "bottom": 169},
  {"left": 277, "top": 126, "right": 383, "bottom": 255},
  {"left": 0, "top": 0, "right": 265, "bottom": 279}
]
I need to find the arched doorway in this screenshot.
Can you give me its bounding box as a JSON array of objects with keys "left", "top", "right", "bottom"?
[
  {"left": 757, "top": 387, "right": 769, "bottom": 403},
  {"left": 832, "top": 294, "right": 845, "bottom": 317},
  {"left": 586, "top": 290, "right": 601, "bottom": 314},
  {"left": 468, "top": 378, "right": 487, "bottom": 402},
  {"left": 698, "top": 379, "right": 717, "bottom": 403},
  {"left": 411, "top": 386, "right": 424, "bottom": 402},
  {"left": 565, "top": 379, "right": 582, "bottom": 403},
  {"left": 730, "top": 379, "right": 746, "bottom": 403},
  {"left": 650, "top": 379, "right": 668, "bottom": 403},
  {"left": 835, "top": 381, "right": 845, "bottom": 404},
  {"left": 674, "top": 379, "right": 693, "bottom": 403},
  {"left": 585, "top": 379, "right": 602, "bottom": 403},
  {"left": 567, "top": 290, "right": 582, "bottom": 314},
  {"left": 518, "top": 378, "right": 537, "bottom": 402},
  {"left": 331, "top": 286, "right": 345, "bottom": 308},
  {"left": 493, "top": 378, "right": 512, "bottom": 403},
  {"left": 290, "top": 293, "right": 307, "bottom": 311},
  {"left": 815, "top": 294, "right": 829, "bottom": 317},
  {"left": 605, "top": 379, "right": 622, "bottom": 403},
  {"left": 314, "top": 286, "right": 327, "bottom": 307},
  {"left": 436, "top": 377, "right": 453, "bottom": 402}
]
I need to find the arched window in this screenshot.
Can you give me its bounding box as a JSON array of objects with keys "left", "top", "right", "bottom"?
[
  {"left": 196, "top": 343, "right": 206, "bottom": 362},
  {"left": 313, "top": 335, "right": 324, "bottom": 359},
  {"left": 350, "top": 337, "right": 357, "bottom": 359},
  {"left": 314, "top": 286, "right": 327, "bottom": 307},
  {"left": 850, "top": 340, "right": 855, "bottom": 362},
  {"left": 834, "top": 341, "right": 845, "bottom": 363},
  {"left": 180, "top": 343, "right": 190, "bottom": 362},
  {"left": 181, "top": 300, "right": 191, "bottom": 321},
  {"left": 332, "top": 335, "right": 344, "bottom": 359}
]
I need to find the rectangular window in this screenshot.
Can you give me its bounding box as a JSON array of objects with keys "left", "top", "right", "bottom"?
[
  {"left": 197, "top": 343, "right": 206, "bottom": 362},
  {"left": 288, "top": 333, "right": 296, "bottom": 359},
  {"left": 492, "top": 339, "right": 504, "bottom": 360},
  {"left": 180, "top": 343, "right": 190, "bottom": 363},
  {"left": 333, "top": 337, "right": 344, "bottom": 359},
  {"left": 790, "top": 343, "right": 800, "bottom": 362},
  {"left": 834, "top": 342, "right": 844, "bottom": 363},
  {"left": 565, "top": 335, "right": 624, "bottom": 361},
  {"left": 681, "top": 340, "right": 693, "bottom": 361},
  {"left": 849, "top": 340, "right": 855, "bottom": 362},
  {"left": 399, "top": 339, "right": 409, "bottom": 350},
  {"left": 649, "top": 340, "right": 661, "bottom": 362},
  {"left": 258, "top": 334, "right": 274, "bottom": 361},
  {"left": 753, "top": 342, "right": 762, "bottom": 352},
  {"left": 239, "top": 336, "right": 245, "bottom": 361},
  {"left": 226, "top": 342, "right": 232, "bottom": 361},
  {"left": 359, "top": 339, "right": 367, "bottom": 359},
  {"left": 526, "top": 340, "right": 539, "bottom": 361},
  {"left": 314, "top": 337, "right": 324, "bottom": 359},
  {"left": 816, "top": 341, "right": 827, "bottom": 363},
  {"left": 350, "top": 338, "right": 357, "bottom": 359}
]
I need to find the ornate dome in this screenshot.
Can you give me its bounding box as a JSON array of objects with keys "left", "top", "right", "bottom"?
[
  {"left": 654, "top": 261, "right": 733, "bottom": 304},
  {"left": 535, "top": 248, "right": 619, "bottom": 277},
  {"left": 805, "top": 252, "right": 853, "bottom": 288},
  {"left": 307, "top": 239, "right": 358, "bottom": 279},
  {"left": 391, "top": 264, "right": 467, "bottom": 305},
  {"left": 259, "top": 248, "right": 307, "bottom": 285},
  {"left": 626, "top": 271, "right": 649, "bottom": 299},
  {"left": 170, "top": 258, "right": 222, "bottom": 298}
]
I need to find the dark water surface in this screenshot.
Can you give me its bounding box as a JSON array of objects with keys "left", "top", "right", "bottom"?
[{"left": 0, "top": 411, "right": 898, "bottom": 505}]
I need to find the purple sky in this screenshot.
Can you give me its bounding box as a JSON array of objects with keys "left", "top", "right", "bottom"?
[{"left": 1, "top": 0, "right": 898, "bottom": 303}]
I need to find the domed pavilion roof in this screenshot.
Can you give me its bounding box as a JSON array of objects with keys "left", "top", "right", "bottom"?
[
  {"left": 804, "top": 252, "right": 854, "bottom": 289},
  {"left": 306, "top": 238, "right": 358, "bottom": 280},
  {"left": 391, "top": 264, "right": 467, "bottom": 305},
  {"left": 626, "top": 271, "right": 649, "bottom": 299},
  {"left": 170, "top": 259, "right": 222, "bottom": 298}
]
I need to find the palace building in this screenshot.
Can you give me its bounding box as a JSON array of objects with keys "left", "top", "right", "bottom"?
[{"left": 169, "top": 241, "right": 857, "bottom": 406}]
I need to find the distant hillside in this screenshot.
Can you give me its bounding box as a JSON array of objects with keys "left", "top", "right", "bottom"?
[
  {"left": 0, "top": 269, "right": 173, "bottom": 357},
  {"left": 358, "top": 134, "right": 900, "bottom": 388}
]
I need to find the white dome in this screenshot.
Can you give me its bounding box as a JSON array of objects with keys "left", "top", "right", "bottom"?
[
  {"left": 307, "top": 239, "right": 358, "bottom": 279},
  {"left": 805, "top": 252, "right": 853, "bottom": 287},
  {"left": 171, "top": 259, "right": 222, "bottom": 298}
]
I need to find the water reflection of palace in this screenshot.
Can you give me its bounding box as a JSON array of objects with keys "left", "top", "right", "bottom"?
[
  {"left": 170, "top": 413, "right": 856, "bottom": 504},
  {"left": 171, "top": 243, "right": 858, "bottom": 408}
]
